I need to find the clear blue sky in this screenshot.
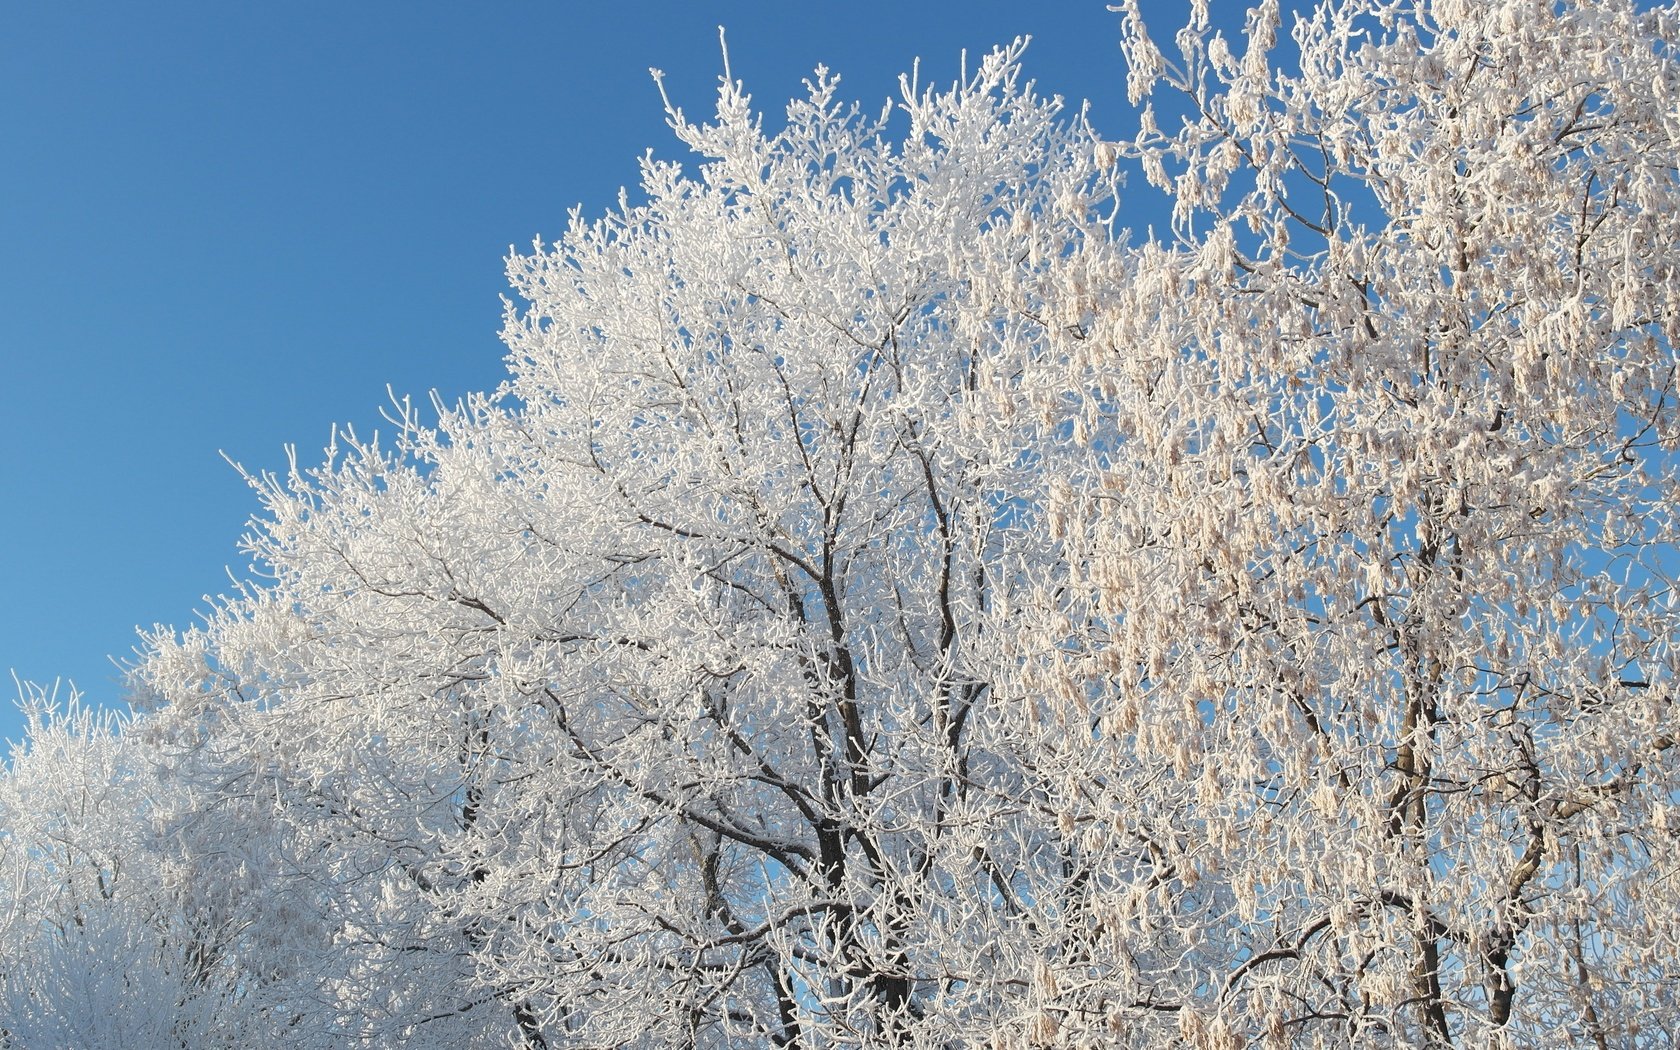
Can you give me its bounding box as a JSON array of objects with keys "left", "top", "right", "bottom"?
[{"left": 1, "top": 1, "right": 1205, "bottom": 747}]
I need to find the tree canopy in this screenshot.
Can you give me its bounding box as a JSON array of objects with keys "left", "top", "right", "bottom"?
[{"left": 5, "top": 1, "right": 1679, "bottom": 1046}]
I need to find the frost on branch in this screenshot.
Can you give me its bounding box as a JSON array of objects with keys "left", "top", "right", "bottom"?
[{"left": 8, "top": 2, "right": 1680, "bottom": 1047}]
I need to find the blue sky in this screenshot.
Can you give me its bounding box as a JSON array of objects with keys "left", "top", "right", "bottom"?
[{"left": 1, "top": 1, "right": 1207, "bottom": 747}]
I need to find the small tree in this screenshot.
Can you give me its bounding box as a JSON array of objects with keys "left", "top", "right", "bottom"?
[
  {"left": 10, "top": 1, "right": 1675, "bottom": 1046},
  {"left": 0, "top": 688, "right": 257, "bottom": 1048}
]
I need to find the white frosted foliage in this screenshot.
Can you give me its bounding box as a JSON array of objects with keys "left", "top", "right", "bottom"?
[{"left": 5, "top": 2, "right": 1679, "bottom": 1046}]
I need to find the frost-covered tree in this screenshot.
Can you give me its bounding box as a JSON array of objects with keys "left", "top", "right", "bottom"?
[
  {"left": 1069, "top": 0, "right": 1680, "bottom": 1044},
  {"left": 7, "top": 1, "right": 1679, "bottom": 1046},
  {"left": 125, "top": 41, "right": 1131, "bottom": 1047},
  {"left": 0, "top": 686, "right": 261, "bottom": 1048}
]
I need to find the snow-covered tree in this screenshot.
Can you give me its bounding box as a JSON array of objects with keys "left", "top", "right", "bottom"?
[
  {"left": 7, "top": 1, "right": 1678, "bottom": 1046},
  {"left": 1073, "top": 0, "right": 1680, "bottom": 1043},
  {"left": 0, "top": 686, "right": 261, "bottom": 1048}
]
